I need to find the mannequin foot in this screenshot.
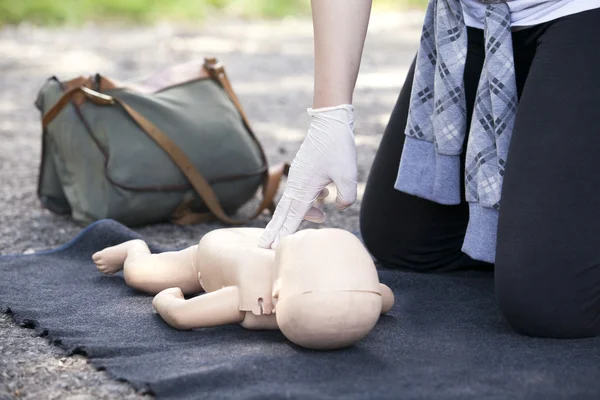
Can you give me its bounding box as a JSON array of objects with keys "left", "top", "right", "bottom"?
[{"left": 92, "top": 239, "right": 148, "bottom": 274}]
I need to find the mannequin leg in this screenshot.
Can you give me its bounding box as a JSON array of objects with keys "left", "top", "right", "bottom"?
[
  {"left": 92, "top": 240, "right": 202, "bottom": 295},
  {"left": 152, "top": 286, "right": 244, "bottom": 330}
]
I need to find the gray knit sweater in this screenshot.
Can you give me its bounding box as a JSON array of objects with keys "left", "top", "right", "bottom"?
[{"left": 395, "top": 0, "right": 517, "bottom": 263}]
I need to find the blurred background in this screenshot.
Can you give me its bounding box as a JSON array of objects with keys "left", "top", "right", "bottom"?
[
  {"left": 0, "top": 2, "right": 426, "bottom": 397},
  {"left": 0, "top": 0, "right": 427, "bottom": 254},
  {"left": 0, "top": 0, "right": 427, "bottom": 24}
]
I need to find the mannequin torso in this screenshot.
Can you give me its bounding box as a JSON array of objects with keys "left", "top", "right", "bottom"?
[{"left": 194, "top": 228, "right": 278, "bottom": 328}]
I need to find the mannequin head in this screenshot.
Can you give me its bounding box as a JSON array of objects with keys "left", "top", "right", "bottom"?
[{"left": 272, "top": 228, "right": 384, "bottom": 350}]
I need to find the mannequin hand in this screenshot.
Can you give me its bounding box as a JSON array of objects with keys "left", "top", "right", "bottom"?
[{"left": 259, "top": 104, "right": 357, "bottom": 249}]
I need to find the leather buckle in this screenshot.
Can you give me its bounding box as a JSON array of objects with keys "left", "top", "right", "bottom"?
[
  {"left": 204, "top": 57, "right": 226, "bottom": 80},
  {"left": 80, "top": 86, "right": 115, "bottom": 105}
]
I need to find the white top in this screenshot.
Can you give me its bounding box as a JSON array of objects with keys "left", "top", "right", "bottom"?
[{"left": 460, "top": 0, "right": 600, "bottom": 29}]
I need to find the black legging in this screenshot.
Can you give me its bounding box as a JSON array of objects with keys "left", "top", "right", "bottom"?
[{"left": 360, "top": 8, "right": 600, "bottom": 339}]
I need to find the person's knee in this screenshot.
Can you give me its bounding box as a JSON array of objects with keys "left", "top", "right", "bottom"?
[
  {"left": 359, "top": 215, "right": 467, "bottom": 272},
  {"left": 496, "top": 263, "right": 600, "bottom": 339},
  {"left": 497, "top": 293, "right": 598, "bottom": 339},
  {"left": 359, "top": 213, "right": 389, "bottom": 265},
  {"left": 358, "top": 211, "right": 416, "bottom": 269}
]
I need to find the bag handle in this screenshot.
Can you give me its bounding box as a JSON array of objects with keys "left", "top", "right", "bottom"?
[{"left": 42, "top": 85, "right": 288, "bottom": 225}]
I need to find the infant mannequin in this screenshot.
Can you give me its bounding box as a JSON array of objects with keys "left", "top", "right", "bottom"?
[{"left": 92, "top": 228, "right": 394, "bottom": 350}]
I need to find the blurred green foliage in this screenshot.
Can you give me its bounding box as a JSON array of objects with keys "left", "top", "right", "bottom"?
[{"left": 0, "top": 0, "right": 428, "bottom": 25}]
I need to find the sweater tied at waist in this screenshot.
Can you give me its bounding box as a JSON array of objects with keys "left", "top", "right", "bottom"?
[{"left": 395, "top": 0, "right": 517, "bottom": 263}]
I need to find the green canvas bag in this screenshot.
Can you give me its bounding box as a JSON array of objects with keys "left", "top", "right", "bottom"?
[{"left": 35, "top": 57, "right": 288, "bottom": 227}]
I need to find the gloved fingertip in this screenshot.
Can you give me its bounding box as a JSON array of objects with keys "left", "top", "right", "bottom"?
[
  {"left": 304, "top": 207, "right": 326, "bottom": 223},
  {"left": 335, "top": 197, "right": 356, "bottom": 210},
  {"left": 316, "top": 187, "right": 330, "bottom": 201},
  {"left": 333, "top": 179, "right": 357, "bottom": 211},
  {"left": 258, "top": 236, "right": 272, "bottom": 249},
  {"left": 258, "top": 228, "right": 274, "bottom": 248}
]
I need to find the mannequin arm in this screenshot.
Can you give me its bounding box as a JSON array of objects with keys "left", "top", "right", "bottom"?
[
  {"left": 152, "top": 287, "right": 244, "bottom": 330},
  {"left": 311, "top": 0, "right": 372, "bottom": 108}
]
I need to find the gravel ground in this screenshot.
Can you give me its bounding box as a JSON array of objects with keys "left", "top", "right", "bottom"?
[{"left": 0, "top": 13, "right": 422, "bottom": 399}]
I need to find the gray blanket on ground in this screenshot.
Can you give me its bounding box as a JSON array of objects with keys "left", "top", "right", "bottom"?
[{"left": 1, "top": 219, "right": 599, "bottom": 399}]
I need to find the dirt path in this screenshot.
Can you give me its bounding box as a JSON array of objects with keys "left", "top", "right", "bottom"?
[{"left": 0, "top": 13, "right": 422, "bottom": 399}]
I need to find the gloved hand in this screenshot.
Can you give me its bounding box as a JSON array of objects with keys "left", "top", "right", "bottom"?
[{"left": 258, "top": 104, "right": 357, "bottom": 249}]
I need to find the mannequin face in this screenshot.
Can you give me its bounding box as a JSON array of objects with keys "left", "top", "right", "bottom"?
[{"left": 271, "top": 229, "right": 383, "bottom": 350}]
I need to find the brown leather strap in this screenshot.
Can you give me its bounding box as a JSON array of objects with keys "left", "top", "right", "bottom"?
[
  {"left": 43, "top": 86, "right": 115, "bottom": 127},
  {"left": 170, "top": 162, "right": 289, "bottom": 225},
  {"left": 203, "top": 58, "right": 274, "bottom": 202},
  {"left": 204, "top": 58, "right": 255, "bottom": 135},
  {"left": 42, "top": 85, "right": 288, "bottom": 225}
]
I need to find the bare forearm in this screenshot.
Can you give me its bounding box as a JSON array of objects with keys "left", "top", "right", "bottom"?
[
  {"left": 311, "top": 0, "right": 372, "bottom": 108},
  {"left": 258, "top": 1, "right": 367, "bottom": 247}
]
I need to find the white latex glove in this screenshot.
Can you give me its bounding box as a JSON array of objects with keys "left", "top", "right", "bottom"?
[{"left": 258, "top": 104, "right": 357, "bottom": 249}]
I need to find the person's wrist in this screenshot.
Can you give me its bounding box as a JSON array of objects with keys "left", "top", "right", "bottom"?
[
  {"left": 307, "top": 104, "right": 354, "bottom": 114},
  {"left": 312, "top": 88, "right": 352, "bottom": 109},
  {"left": 307, "top": 104, "right": 355, "bottom": 136}
]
